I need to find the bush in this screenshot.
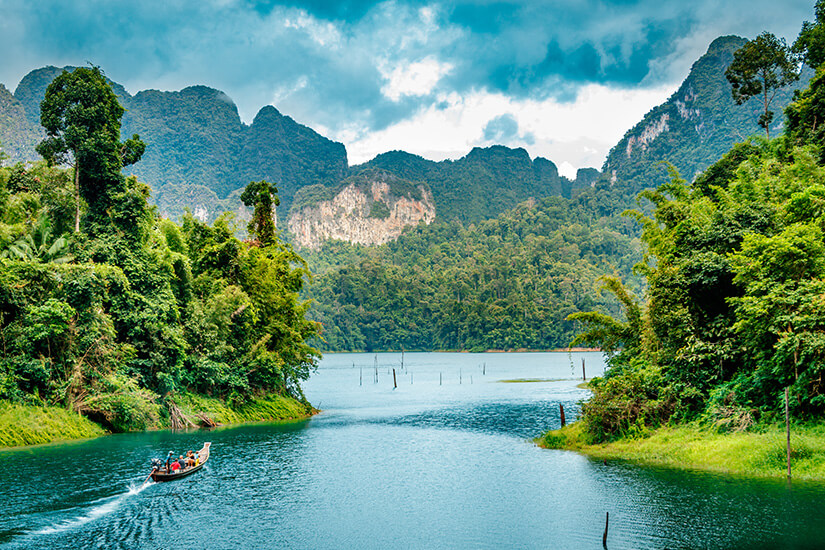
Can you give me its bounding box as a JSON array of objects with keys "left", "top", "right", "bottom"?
[
  {"left": 581, "top": 365, "right": 703, "bottom": 441},
  {"left": 81, "top": 374, "right": 161, "bottom": 432}
]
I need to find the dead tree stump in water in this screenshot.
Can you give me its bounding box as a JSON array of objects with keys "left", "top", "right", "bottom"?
[
  {"left": 603, "top": 512, "right": 609, "bottom": 549},
  {"left": 559, "top": 404, "right": 566, "bottom": 427}
]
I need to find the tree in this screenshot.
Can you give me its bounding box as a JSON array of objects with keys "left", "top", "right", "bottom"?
[
  {"left": 1, "top": 216, "right": 72, "bottom": 263},
  {"left": 240, "top": 180, "right": 279, "bottom": 246},
  {"left": 794, "top": 0, "right": 825, "bottom": 69},
  {"left": 725, "top": 32, "right": 800, "bottom": 139},
  {"left": 36, "top": 66, "right": 145, "bottom": 232}
]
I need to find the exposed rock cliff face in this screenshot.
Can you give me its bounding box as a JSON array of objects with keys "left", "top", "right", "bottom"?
[{"left": 288, "top": 169, "right": 435, "bottom": 249}]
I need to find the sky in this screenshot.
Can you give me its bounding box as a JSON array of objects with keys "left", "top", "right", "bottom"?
[{"left": 0, "top": 0, "right": 815, "bottom": 177}]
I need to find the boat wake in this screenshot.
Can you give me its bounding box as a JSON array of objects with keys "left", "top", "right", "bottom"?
[{"left": 31, "top": 481, "right": 154, "bottom": 536}]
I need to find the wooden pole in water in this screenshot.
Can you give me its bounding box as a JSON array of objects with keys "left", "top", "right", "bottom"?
[
  {"left": 483, "top": 362, "right": 486, "bottom": 375},
  {"left": 460, "top": 368, "right": 462, "bottom": 384},
  {"left": 393, "top": 368, "right": 397, "bottom": 389},
  {"left": 360, "top": 366, "right": 362, "bottom": 386},
  {"left": 786, "top": 386, "right": 791, "bottom": 480},
  {"left": 582, "top": 358, "right": 586, "bottom": 381},
  {"left": 602, "top": 512, "right": 609, "bottom": 549},
  {"left": 560, "top": 404, "right": 566, "bottom": 427},
  {"left": 440, "top": 372, "right": 442, "bottom": 386}
]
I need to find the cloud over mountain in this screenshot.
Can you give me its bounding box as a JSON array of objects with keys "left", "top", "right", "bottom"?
[{"left": 0, "top": 0, "right": 813, "bottom": 169}]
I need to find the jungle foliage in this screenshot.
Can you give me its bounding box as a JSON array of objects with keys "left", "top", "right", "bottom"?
[
  {"left": 302, "top": 185, "right": 645, "bottom": 352},
  {"left": 0, "top": 68, "right": 319, "bottom": 433},
  {"left": 573, "top": 12, "right": 825, "bottom": 440}
]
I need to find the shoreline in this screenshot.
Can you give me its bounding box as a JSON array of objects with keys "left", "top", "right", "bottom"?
[
  {"left": 320, "top": 347, "right": 601, "bottom": 354},
  {"left": 537, "top": 421, "right": 825, "bottom": 481},
  {"left": 0, "top": 395, "right": 316, "bottom": 451}
]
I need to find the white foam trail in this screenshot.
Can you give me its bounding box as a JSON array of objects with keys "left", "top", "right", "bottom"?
[{"left": 32, "top": 481, "right": 154, "bottom": 535}]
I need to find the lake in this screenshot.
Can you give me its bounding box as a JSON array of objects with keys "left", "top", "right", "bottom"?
[{"left": 2, "top": 351, "right": 825, "bottom": 549}]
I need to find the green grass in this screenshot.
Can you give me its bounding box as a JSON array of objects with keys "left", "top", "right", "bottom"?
[
  {"left": 1, "top": 393, "right": 313, "bottom": 450},
  {"left": 0, "top": 401, "right": 106, "bottom": 448},
  {"left": 537, "top": 422, "right": 825, "bottom": 480},
  {"left": 174, "top": 393, "right": 313, "bottom": 425}
]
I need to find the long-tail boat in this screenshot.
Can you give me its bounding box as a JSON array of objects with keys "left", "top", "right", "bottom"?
[{"left": 150, "top": 442, "right": 211, "bottom": 482}]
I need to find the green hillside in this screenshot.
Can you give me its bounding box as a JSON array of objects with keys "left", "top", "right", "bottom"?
[
  {"left": 0, "top": 84, "right": 40, "bottom": 164},
  {"left": 302, "top": 182, "right": 642, "bottom": 352},
  {"left": 3, "top": 67, "right": 349, "bottom": 222},
  {"left": 0, "top": 67, "right": 319, "bottom": 439},
  {"left": 603, "top": 36, "right": 808, "bottom": 192},
  {"left": 1, "top": 35, "right": 804, "bottom": 232},
  {"left": 361, "top": 145, "right": 581, "bottom": 223}
]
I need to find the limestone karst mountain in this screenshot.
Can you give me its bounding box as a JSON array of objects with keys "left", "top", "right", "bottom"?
[
  {"left": 601, "top": 36, "right": 809, "bottom": 190},
  {"left": 0, "top": 35, "right": 811, "bottom": 248}
]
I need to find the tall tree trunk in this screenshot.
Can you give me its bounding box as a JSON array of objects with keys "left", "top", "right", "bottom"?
[
  {"left": 74, "top": 161, "right": 80, "bottom": 233},
  {"left": 763, "top": 76, "right": 770, "bottom": 140}
]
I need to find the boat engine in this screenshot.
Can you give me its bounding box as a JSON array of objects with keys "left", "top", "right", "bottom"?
[{"left": 151, "top": 458, "right": 163, "bottom": 470}]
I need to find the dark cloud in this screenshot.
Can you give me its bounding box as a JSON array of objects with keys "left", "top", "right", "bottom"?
[
  {"left": 0, "top": 0, "right": 815, "bottom": 141},
  {"left": 483, "top": 114, "right": 535, "bottom": 145},
  {"left": 483, "top": 113, "right": 519, "bottom": 141}
]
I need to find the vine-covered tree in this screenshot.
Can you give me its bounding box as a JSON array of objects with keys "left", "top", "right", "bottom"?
[
  {"left": 725, "top": 32, "right": 800, "bottom": 138},
  {"left": 241, "top": 180, "right": 279, "bottom": 246},
  {"left": 36, "top": 66, "right": 145, "bottom": 232}
]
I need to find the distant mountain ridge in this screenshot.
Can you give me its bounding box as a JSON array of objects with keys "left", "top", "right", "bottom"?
[
  {"left": 3, "top": 66, "right": 349, "bottom": 223},
  {"left": 0, "top": 66, "right": 593, "bottom": 236},
  {"left": 0, "top": 35, "right": 811, "bottom": 246},
  {"left": 360, "top": 145, "right": 586, "bottom": 223}
]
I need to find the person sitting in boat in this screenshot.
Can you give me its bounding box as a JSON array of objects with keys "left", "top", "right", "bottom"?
[
  {"left": 185, "top": 450, "right": 196, "bottom": 467},
  {"left": 170, "top": 457, "right": 181, "bottom": 472},
  {"left": 178, "top": 455, "right": 188, "bottom": 470},
  {"left": 192, "top": 450, "right": 199, "bottom": 466}
]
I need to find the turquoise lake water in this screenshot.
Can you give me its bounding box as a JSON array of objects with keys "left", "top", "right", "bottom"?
[{"left": 2, "top": 351, "right": 825, "bottom": 549}]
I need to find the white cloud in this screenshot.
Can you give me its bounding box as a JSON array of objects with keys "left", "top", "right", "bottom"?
[
  {"left": 558, "top": 161, "right": 578, "bottom": 180},
  {"left": 283, "top": 13, "right": 342, "bottom": 48},
  {"left": 340, "top": 83, "right": 676, "bottom": 172},
  {"left": 380, "top": 57, "right": 453, "bottom": 101}
]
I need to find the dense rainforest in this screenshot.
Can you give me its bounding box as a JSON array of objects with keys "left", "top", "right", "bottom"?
[
  {"left": 302, "top": 184, "right": 644, "bottom": 352},
  {"left": 292, "top": 32, "right": 813, "bottom": 354},
  {"left": 567, "top": 5, "right": 825, "bottom": 441},
  {"left": 0, "top": 67, "right": 319, "bottom": 434}
]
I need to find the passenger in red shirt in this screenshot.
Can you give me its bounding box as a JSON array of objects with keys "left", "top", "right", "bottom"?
[{"left": 170, "top": 458, "right": 181, "bottom": 471}]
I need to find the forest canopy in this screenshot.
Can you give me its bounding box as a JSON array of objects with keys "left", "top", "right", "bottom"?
[
  {"left": 0, "top": 67, "right": 319, "bottom": 432},
  {"left": 569, "top": 8, "right": 825, "bottom": 441}
]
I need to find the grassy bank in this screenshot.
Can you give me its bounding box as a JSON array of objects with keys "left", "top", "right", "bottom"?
[
  {"left": 173, "top": 393, "right": 314, "bottom": 425},
  {"left": 0, "top": 394, "right": 314, "bottom": 449},
  {"left": 0, "top": 402, "right": 106, "bottom": 448},
  {"left": 537, "top": 422, "right": 825, "bottom": 480}
]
